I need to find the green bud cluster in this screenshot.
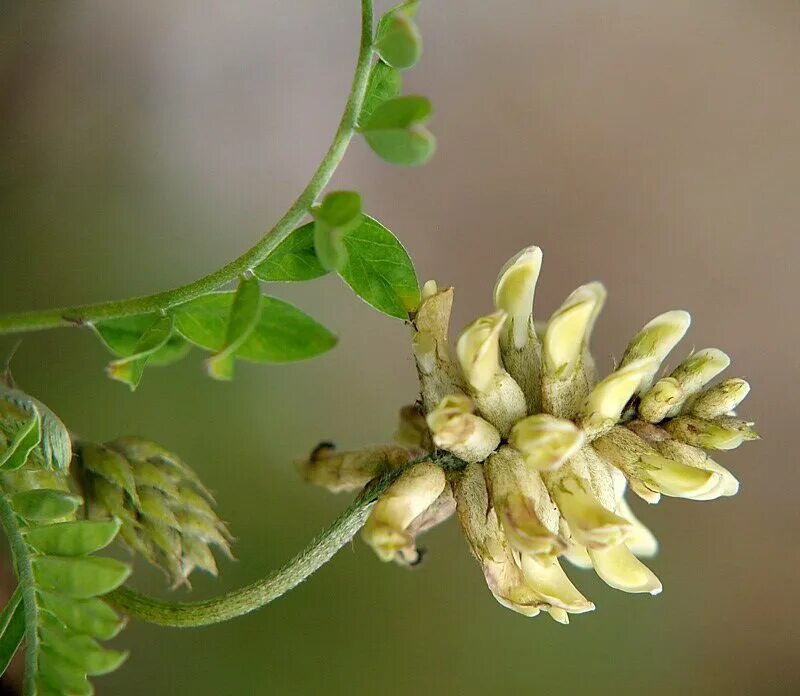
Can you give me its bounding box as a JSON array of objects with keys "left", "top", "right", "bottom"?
[{"left": 76, "top": 438, "right": 232, "bottom": 588}]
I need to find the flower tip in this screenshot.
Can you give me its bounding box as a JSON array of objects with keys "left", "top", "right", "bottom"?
[
  {"left": 589, "top": 544, "right": 663, "bottom": 595},
  {"left": 494, "top": 246, "right": 543, "bottom": 349},
  {"left": 543, "top": 283, "right": 606, "bottom": 378},
  {"left": 582, "top": 358, "right": 657, "bottom": 431},
  {"left": 456, "top": 311, "right": 507, "bottom": 392},
  {"left": 421, "top": 279, "right": 439, "bottom": 300},
  {"left": 508, "top": 415, "right": 584, "bottom": 472},
  {"left": 622, "top": 310, "right": 692, "bottom": 386}
]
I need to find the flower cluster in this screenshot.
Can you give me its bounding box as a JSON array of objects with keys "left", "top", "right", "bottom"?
[{"left": 300, "top": 246, "right": 756, "bottom": 623}]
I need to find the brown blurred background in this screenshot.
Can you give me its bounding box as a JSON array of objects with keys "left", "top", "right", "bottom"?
[{"left": 1, "top": 1, "right": 798, "bottom": 694}]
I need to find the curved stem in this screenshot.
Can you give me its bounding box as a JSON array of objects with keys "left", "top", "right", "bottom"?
[
  {"left": 0, "top": 0, "right": 375, "bottom": 336},
  {"left": 0, "top": 493, "right": 40, "bottom": 694},
  {"left": 107, "top": 467, "right": 399, "bottom": 628}
]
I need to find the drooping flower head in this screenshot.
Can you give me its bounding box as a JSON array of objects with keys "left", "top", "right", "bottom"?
[{"left": 300, "top": 246, "right": 756, "bottom": 623}]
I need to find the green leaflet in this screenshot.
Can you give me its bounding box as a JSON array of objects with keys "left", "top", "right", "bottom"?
[
  {"left": 0, "top": 588, "right": 25, "bottom": 677},
  {"left": 206, "top": 275, "right": 263, "bottom": 380},
  {"left": 359, "top": 60, "right": 402, "bottom": 125},
  {"left": 374, "top": 1, "right": 422, "bottom": 70},
  {"left": 38, "top": 594, "right": 124, "bottom": 641},
  {"left": 174, "top": 293, "right": 337, "bottom": 363},
  {"left": 0, "top": 384, "right": 71, "bottom": 471},
  {"left": 24, "top": 519, "right": 121, "bottom": 557},
  {"left": 106, "top": 314, "right": 175, "bottom": 390},
  {"left": 93, "top": 313, "right": 191, "bottom": 366},
  {"left": 33, "top": 556, "right": 131, "bottom": 599},
  {"left": 360, "top": 96, "right": 436, "bottom": 166},
  {"left": 253, "top": 222, "right": 329, "bottom": 282},
  {"left": 338, "top": 215, "right": 420, "bottom": 320},
  {"left": 11, "top": 489, "right": 82, "bottom": 522}
]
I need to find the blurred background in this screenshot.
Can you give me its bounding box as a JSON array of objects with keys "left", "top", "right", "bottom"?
[{"left": 1, "top": 1, "right": 798, "bottom": 694}]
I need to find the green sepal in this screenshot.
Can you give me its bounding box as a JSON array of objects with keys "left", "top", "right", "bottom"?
[
  {"left": 10, "top": 489, "right": 82, "bottom": 522},
  {"left": 23, "top": 518, "right": 121, "bottom": 557},
  {"left": 33, "top": 556, "right": 132, "bottom": 599}
]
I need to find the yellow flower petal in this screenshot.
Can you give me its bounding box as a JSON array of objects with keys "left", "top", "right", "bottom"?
[
  {"left": 588, "top": 543, "right": 662, "bottom": 595},
  {"left": 508, "top": 414, "right": 584, "bottom": 472}
]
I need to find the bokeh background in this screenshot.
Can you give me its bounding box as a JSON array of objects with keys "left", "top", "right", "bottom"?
[{"left": 1, "top": 1, "right": 798, "bottom": 694}]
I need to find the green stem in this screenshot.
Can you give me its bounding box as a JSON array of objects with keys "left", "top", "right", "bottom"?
[
  {"left": 107, "top": 466, "right": 401, "bottom": 628},
  {"left": 0, "top": 0, "right": 375, "bottom": 336},
  {"left": 0, "top": 493, "right": 40, "bottom": 694}
]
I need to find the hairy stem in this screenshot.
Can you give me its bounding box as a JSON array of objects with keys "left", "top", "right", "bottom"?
[
  {"left": 0, "top": 0, "right": 375, "bottom": 336},
  {"left": 107, "top": 466, "right": 401, "bottom": 627},
  {"left": 0, "top": 493, "right": 40, "bottom": 694}
]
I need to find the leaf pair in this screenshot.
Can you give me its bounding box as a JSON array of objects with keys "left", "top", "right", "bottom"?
[
  {"left": 93, "top": 285, "right": 337, "bottom": 386},
  {"left": 255, "top": 213, "right": 420, "bottom": 321},
  {"left": 360, "top": 1, "right": 435, "bottom": 166}
]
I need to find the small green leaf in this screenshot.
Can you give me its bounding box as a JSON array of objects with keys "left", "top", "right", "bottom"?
[
  {"left": 315, "top": 191, "right": 363, "bottom": 228},
  {"left": 360, "top": 96, "right": 436, "bottom": 166},
  {"left": 175, "top": 294, "right": 337, "bottom": 363},
  {"left": 11, "top": 489, "right": 82, "bottom": 522},
  {"left": 206, "top": 275, "right": 263, "bottom": 380},
  {"left": 0, "top": 408, "right": 41, "bottom": 471},
  {"left": 38, "top": 657, "right": 93, "bottom": 696},
  {"left": 93, "top": 314, "right": 191, "bottom": 366},
  {"left": 253, "top": 223, "right": 329, "bottom": 282},
  {"left": 24, "top": 519, "right": 121, "bottom": 557},
  {"left": 359, "top": 61, "right": 402, "bottom": 125},
  {"left": 0, "top": 588, "right": 24, "bottom": 677},
  {"left": 338, "top": 215, "right": 420, "bottom": 319},
  {"left": 33, "top": 556, "right": 131, "bottom": 599},
  {"left": 39, "top": 593, "right": 124, "bottom": 641},
  {"left": 375, "top": 1, "right": 422, "bottom": 70},
  {"left": 106, "top": 315, "right": 175, "bottom": 390},
  {"left": 40, "top": 618, "right": 128, "bottom": 676}
]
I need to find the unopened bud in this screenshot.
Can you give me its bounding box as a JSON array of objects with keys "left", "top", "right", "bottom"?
[
  {"left": 638, "top": 377, "right": 683, "bottom": 423},
  {"left": 690, "top": 378, "right": 750, "bottom": 419},
  {"left": 426, "top": 395, "right": 500, "bottom": 463},
  {"left": 297, "top": 443, "right": 410, "bottom": 493},
  {"left": 664, "top": 348, "right": 730, "bottom": 417},
  {"left": 456, "top": 312, "right": 505, "bottom": 393},
  {"left": 551, "top": 476, "right": 631, "bottom": 549},
  {"left": 508, "top": 414, "right": 584, "bottom": 472},
  {"left": 362, "top": 462, "right": 446, "bottom": 563},
  {"left": 493, "top": 246, "right": 543, "bottom": 350},
  {"left": 663, "top": 415, "right": 748, "bottom": 450},
  {"left": 580, "top": 359, "right": 654, "bottom": 438}
]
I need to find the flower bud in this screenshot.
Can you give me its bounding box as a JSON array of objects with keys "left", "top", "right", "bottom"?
[
  {"left": 593, "top": 426, "right": 720, "bottom": 501},
  {"left": 543, "top": 283, "right": 606, "bottom": 380},
  {"left": 485, "top": 446, "right": 562, "bottom": 557},
  {"left": 508, "top": 414, "right": 584, "bottom": 472},
  {"left": 400, "top": 484, "right": 456, "bottom": 565},
  {"left": 426, "top": 395, "right": 501, "bottom": 463},
  {"left": 454, "top": 463, "right": 545, "bottom": 617},
  {"left": 550, "top": 476, "right": 632, "bottom": 549},
  {"left": 361, "top": 462, "right": 446, "bottom": 563},
  {"left": 638, "top": 377, "right": 683, "bottom": 423},
  {"left": 456, "top": 312, "right": 505, "bottom": 393},
  {"left": 297, "top": 443, "right": 411, "bottom": 493},
  {"left": 663, "top": 348, "right": 730, "bottom": 417},
  {"left": 580, "top": 359, "right": 655, "bottom": 438},
  {"left": 690, "top": 378, "right": 750, "bottom": 419},
  {"left": 493, "top": 246, "right": 543, "bottom": 350},
  {"left": 620, "top": 310, "right": 691, "bottom": 393},
  {"left": 412, "top": 284, "right": 466, "bottom": 411},
  {"left": 588, "top": 543, "right": 662, "bottom": 595},
  {"left": 519, "top": 553, "right": 594, "bottom": 615},
  {"left": 663, "top": 415, "right": 750, "bottom": 451}
]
